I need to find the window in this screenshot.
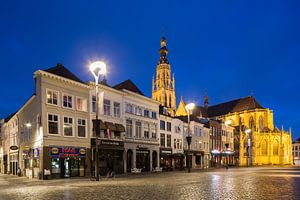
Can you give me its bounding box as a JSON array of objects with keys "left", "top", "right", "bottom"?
[
  {"left": 135, "top": 107, "right": 142, "bottom": 116},
  {"left": 126, "top": 119, "right": 133, "bottom": 137},
  {"left": 144, "top": 110, "right": 150, "bottom": 117},
  {"left": 114, "top": 102, "right": 120, "bottom": 117},
  {"left": 135, "top": 121, "right": 142, "bottom": 138},
  {"left": 144, "top": 123, "right": 149, "bottom": 138},
  {"left": 160, "top": 133, "right": 165, "bottom": 147},
  {"left": 48, "top": 114, "right": 59, "bottom": 134},
  {"left": 167, "top": 134, "right": 171, "bottom": 147},
  {"left": 126, "top": 104, "right": 133, "bottom": 113},
  {"left": 175, "top": 126, "right": 181, "bottom": 133},
  {"left": 273, "top": 140, "right": 279, "bottom": 155},
  {"left": 152, "top": 124, "right": 157, "bottom": 139},
  {"left": 167, "top": 122, "right": 171, "bottom": 131},
  {"left": 63, "top": 94, "right": 73, "bottom": 108},
  {"left": 46, "top": 89, "right": 58, "bottom": 105},
  {"left": 63, "top": 117, "right": 73, "bottom": 136},
  {"left": 261, "top": 140, "right": 268, "bottom": 155},
  {"left": 178, "top": 139, "right": 182, "bottom": 149},
  {"left": 152, "top": 112, "right": 157, "bottom": 119},
  {"left": 174, "top": 139, "right": 176, "bottom": 149},
  {"left": 104, "top": 99, "right": 111, "bottom": 116},
  {"left": 92, "top": 95, "right": 96, "bottom": 112},
  {"left": 76, "top": 97, "right": 87, "bottom": 111},
  {"left": 160, "top": 120, "right": 165, "bottom": 130},
  {"left": 77, "top": 118, "right": 86, "bottom": 137}
]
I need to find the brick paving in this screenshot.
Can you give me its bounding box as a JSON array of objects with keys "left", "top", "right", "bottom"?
[{"left": 0, "top": 166, "right": 299, "bottom": 200}]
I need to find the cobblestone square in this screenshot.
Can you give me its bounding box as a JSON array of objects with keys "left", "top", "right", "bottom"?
[{"left": 0, "top": 166, "right": 299, "bottom": 200}]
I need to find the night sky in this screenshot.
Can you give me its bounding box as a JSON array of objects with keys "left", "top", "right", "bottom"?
[{"left": 1, "top": 1, "right": 299, "bottom": 140}]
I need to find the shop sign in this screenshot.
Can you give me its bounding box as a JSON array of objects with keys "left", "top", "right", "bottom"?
[
  {"left": 161, "top": 150, "right": 172, "bottom": 154},
  {"left": 32, "top": 148, "right": 40, "bottom": 158},
  {"left": 137, "top": 144, "right": 148, "bottom": 150},
  {"left": 10, "top": 146, "right": 18, "bottom": 150},
  {"left": 160, "top": 148, "right": 172, "bottom": 155},
  {"left": 50, "top": 147, "right": 86, "bottom": 158},
  {"left": 91, "top": 138, "right": 124, "bottom": 147},
  {"left": 136, "top": 150, "right": 149, "bottom": 154}
]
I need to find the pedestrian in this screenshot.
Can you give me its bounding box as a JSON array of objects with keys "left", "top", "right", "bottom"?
[
  {"left": 44, "top": 168, "right": 51, "bottom": 180},
  {"left": 17, "top": 167, "right": 21, "bottom": 177}
]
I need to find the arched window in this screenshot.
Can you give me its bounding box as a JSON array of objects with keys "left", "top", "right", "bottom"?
[
  {"left": 249, "top": 116, "right": 254, "bottom": 130},
  {"left": 273, "top": 140, "right": 279, "bottom": 155},
  {"left": 259, "top": 116, "right": 264, "bottom": 131},
  {"left": 261, "top": 139, "right": 268, "bottom": 155}
]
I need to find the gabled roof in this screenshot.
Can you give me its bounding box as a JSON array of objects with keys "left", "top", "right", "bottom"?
[
  {"left": 207, "top": 96, "right": 264, "bottom": 117},
  {"left": 113, "top": 79, "right": 144, "bottom": 96},
  {"left": 4, "top": 112, "right": 17, "bottom": 122},
  {"left": 43, "top": 63, "right": 84, "bottom": 83}
]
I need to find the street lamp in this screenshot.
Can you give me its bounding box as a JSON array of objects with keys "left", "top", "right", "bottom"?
[
  {"left": 90, "top": 61, "right": 106, "bottom": 181},
  {"left": 185, "top": 102, "right": 195, "bottom": 173},
  {"left": 245, "top": 128, "right": 251, "bottom": 167}
]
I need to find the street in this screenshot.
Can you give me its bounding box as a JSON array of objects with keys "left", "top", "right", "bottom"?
[{"left": 0, "top": 167, "right": 299, "bottom": 200}]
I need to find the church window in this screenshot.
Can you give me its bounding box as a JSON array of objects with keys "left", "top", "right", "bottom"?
[
  {"left": 249, "top": 116, "right": 254, "bottom": 130},
  {"left": 259, "top": 116, "right": 264, "bottom": 131},
  {"left": 273, "top": 140, "right": 279, "bottom": 155},
  {"left": 262, "top": 139, "right": 268, "bottom": 155}
]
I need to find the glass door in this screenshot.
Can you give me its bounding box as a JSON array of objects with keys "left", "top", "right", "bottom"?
[{"left": 64, "top": 158, "right": 70, "bottom": 177}]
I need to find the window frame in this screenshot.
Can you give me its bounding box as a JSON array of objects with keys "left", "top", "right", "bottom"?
[
  {"left": 113, "top": 102, "right": 121, "bottom": 118},
  {"left": 76, "top": 96, "right": 87, "bottom": 112},
  {"left": 47, "top": 113, "right": 60, "bottom": 136},
  {"left": 46, "top": 88, "right": 59, "bottom": 106},
  {"left": 62, "top": 93, "right": 74, "bottom": 109},
  {"left": 63, "top": 116, "right": 74, "bottom": 137},
  {"left": 103, "top": 99, "right": 111, "bottom": 116},
  {"left": 77, "top": 118, "right": 87, "bottom": 138}
]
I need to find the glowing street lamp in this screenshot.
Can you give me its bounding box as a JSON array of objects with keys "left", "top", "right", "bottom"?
[
  {"left": 244, "top": 128, "right": 252, "bottom": 167},
  {"left": 89, "top": 61, "right": 106, "bottom": 181},
  {"left": 185, "top": 102, "right": 195, "bottom": 173}
]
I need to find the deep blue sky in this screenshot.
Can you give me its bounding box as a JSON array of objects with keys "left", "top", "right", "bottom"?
[{"left": 1, "top": 1, "right": 299, "bottom": 140}]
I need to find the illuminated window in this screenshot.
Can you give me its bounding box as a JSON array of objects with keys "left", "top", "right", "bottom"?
[
  {"left": 63, "top": 117, "right": 73, "bottom": 136},
  {"left": 126, "top": 119, "right": 132, "bottom": 137},
  {"left": 46, "top": 89, "right": 58, "bottom": 105},
  {"left": 76, "top": 97, "right": 87, "bottom": 112},
  {"left": 135, "top": 121, "right": 142, "bottom": 138}
]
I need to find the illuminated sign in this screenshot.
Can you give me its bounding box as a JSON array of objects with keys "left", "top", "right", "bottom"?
[{"left": 50, "top": 147, "right": 86, "bottom": 158}]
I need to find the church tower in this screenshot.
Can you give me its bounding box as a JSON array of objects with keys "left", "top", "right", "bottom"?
[{"left": 152, "top": 36, "right": 176, "bottom": 116}]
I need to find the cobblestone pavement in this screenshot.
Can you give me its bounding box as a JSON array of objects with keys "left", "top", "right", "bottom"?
[{"left": 0, "top": 166, "right": 299, "bottom": 200}]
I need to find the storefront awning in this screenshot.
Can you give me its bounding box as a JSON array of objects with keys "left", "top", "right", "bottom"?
[
  {"left": 105, "top": 122, "right": 117, "bottom": 131},
  {"left": 92, "top": 119, "right": 107, "bottom": 130},
  {"left": 115, "top": 123, "right": 126, "bottom": 132}
]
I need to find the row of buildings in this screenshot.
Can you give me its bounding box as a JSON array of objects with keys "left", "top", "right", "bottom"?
[{"left": 0, "top": 37, "right": 293, "bottom": 179}]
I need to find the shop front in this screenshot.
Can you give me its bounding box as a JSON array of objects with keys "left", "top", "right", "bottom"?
[
  {"left": 160, "top": 148, "right": 172, "bottom": 171},
  {"left": 136, "top": 148, "right": 150, "bottom": 172},
  {"left": 91, "top": 138, "right": 124, "bottom": 176},
  {"left": 173, "top": 153, "right": 185, "bottom": 170},
  {"left": 50, "top": 146, "right": 87, "bottom": 178}
]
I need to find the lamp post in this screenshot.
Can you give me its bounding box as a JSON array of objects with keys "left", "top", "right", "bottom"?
[
  {"left": 89, "top": 61, "right": 106, "bottom": 181},
  {"left": 245, "top": 128, "right": 251, "bottom": 167},
  {"left": 224, "top": 120, "right": 232, "bottom": 169},
  {"left": 185, "top": 103, "right": 195, "bottom": 173}
]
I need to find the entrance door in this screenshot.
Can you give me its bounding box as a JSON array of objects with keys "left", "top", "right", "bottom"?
[
  {"left": 64, "top": 158, "right": 71, "bottom": 178},
  {"left": 127, "top": 150, "right": 133, "bottom": 172}
]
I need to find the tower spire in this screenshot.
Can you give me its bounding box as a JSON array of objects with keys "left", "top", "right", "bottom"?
[{"left": 159, "top": 36, "right": 169, "bottom": 64}]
